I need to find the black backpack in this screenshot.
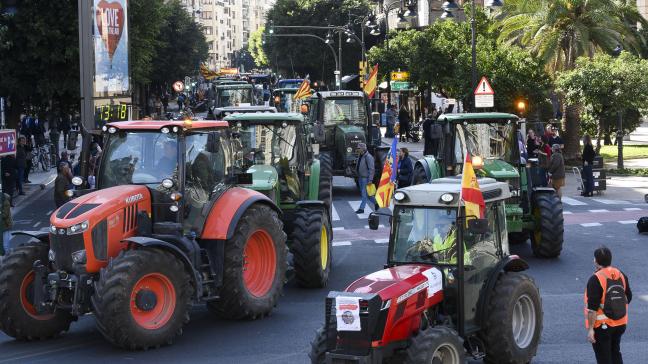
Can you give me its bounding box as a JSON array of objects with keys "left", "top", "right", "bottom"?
[
  {"left": 602, "top": 273, "right": 627, "bottom": 320},
  {"left": 638, "top": 217, "right": 648, "bottom": 233}
]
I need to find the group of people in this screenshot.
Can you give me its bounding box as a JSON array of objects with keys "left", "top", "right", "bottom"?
[
  {"left": 525, "top": 126, "right": 566, "bottom": 198},
  {"left": 384, "top": 104, "right": 418, "bottom": 143}
]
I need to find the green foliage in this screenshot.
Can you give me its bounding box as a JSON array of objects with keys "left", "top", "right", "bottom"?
[
  {"left": 606, "top": 168, "right": 648, "bottom": 176},
  {"left": 556, "top": 52, "right": 648, "bottom": 137},
  {"left": 248, "top": 27, "right": 268, "bottom": 67},
  {"left": 129, "top": 0, "right": 166, "bottom": 85},
  {"left": 599, "top": 145, "right": 648, "bottom": 160},
  {"left": 367, "top": 29, "right": 421, "bottom": 81}
]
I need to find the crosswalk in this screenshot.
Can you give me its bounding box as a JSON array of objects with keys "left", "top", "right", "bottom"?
[{"left": 561, "top": 196, "right": 645, "bottom": 206}]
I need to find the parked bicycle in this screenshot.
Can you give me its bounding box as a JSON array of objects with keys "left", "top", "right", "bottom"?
[{"left": 30, "top": 143, "right": 52, "bottom": 172}]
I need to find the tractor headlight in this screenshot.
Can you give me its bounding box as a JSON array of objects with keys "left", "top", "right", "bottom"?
[
  {"left": 72, "top": 176, "right": 83, "bottom": 186},
  {"left": 161, "top": 127, "right": 170, "bottom": 134},
  {"left": 471, "top": 155, "right": 484, "bottom": 169},
  {"left": 108, "top": 126, "right": 117, "bottom": 134},
  {"left": 161, "top": 178, "right": 174, "bottom": 189},
  {"left": 169, "top": 204, "right": 179, "bottom": 212},
  {"left": 50, "top": 225, "right": 57, "bottom": 233},
  {"left": 71, "top": 250, "right": 87, "bottom": 264},
  {"left": 65, "top": 189, "right": 74, "bottom": 197},
  {"left": 68, "top": 220, "right": 89, "bottom": 235},
  {"left": 440, "top": 193, "right": 455, "bottom": 203},
  {"left": 172, "top": 126, "right": 179, "bottom": 133},
  {"left": 394, "top": 192, "right": 406, "bottom": 201},
  {"left": 102, "top": 125, "right": 108, "bottom": 132},
  {"left": 347, "top": 147, "right": 353, "bottom": 153}
]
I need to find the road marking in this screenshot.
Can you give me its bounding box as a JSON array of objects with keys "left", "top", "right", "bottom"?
[
  {"left": 333, "top": 241, "right": 352, "bottom": 246},
  {"left": 580, "top": 223, "right": 602, "bottom": 227},
  {"left": 0, "top": 340, "right": 102, "bottom": 363},
  {"left": 640, "top": 295, "right": 648, "bottom": 303},
  {"left": 592, "top": 198, "right": 632, "bottom": 205},
  {"left": 589, "top": 209, "right": 608, "bottom": 213},
  {"left": 13, "top": 219, "right": 32, "bottom": 224},
  {"left": 375, "top": 238, "right": 389, "bottom": 244},
  {"left": 348, "top": 200, "right": 370, "bottom": 219},
  {"left": 562, "top": 197, "right": 587, "bottom": 206},
  {"left": 331, "top": 204, "right": 340, "bottom": 221},
  {"left": 624, "top": 207, "right": 642, "bottom": 211},
  {"left": 33, "top": 222, "right": 41, "bottom": 228},
  {"left": 46, "top": 209, "right": 54, "bottom": 215},
  {"left": 563, "top": 211, "right": 573, "bottom": 215},
  {"left": 333, "top": 227, "right": 345, "bottom": 231},
  {"left": 619, "top": 220, "right": 637, "bottom": 224},
  {"left": 365, "top": 225, "right": 385, "bottom": 229}
]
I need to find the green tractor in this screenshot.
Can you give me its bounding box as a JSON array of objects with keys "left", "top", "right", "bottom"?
[
  {"left": 214, "top": 83, "right": 257, "bottom": 108},
  {"left": 306, "top": 91, "right": 388, "bottom": 188},
  {"left": 412, "top": 112, "right": 564, "bottom": 258},
  {"left": 224, "top": 112, "right": 333, "bottom": 287}
]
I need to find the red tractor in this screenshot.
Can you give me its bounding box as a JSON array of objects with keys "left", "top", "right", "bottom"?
[
  {"left": 310, "top": 177, "right": 543, "bottom": 364},
  {"left": 0, "top": 120, "right": 288, "bottom": 349}
]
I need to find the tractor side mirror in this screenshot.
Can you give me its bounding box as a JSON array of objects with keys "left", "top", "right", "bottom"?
[
  {"left": 467, "top": 218, "right": 489, "bottom": 235},
  {"left": 207, "top": 132, "right": 221, "bottom": 153},
  {"left": 235, "top": 172, "right": 253, "bottom": 185},
  {"left": 368, "top": 213, "right": 380, "bottom": 230},
  {"left": 371, "top": 112, "right": 380, "bottom": 126}
]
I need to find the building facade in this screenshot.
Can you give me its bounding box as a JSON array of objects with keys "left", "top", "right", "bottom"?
[
  {"left": 639, "top": 0, "right": 647, "bottom": 21},
  {"left": 181, "top": 0, "right": 272, "bottom": 71}
]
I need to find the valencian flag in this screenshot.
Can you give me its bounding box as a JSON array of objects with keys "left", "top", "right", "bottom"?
[
  {"left": 200, "top": 64, "right": 219, "bottom": 80},
  {"left": 293, "top": 78, "right": 311, "bottom": 100},
  {"left": 460, "top": 153, "right": 486, "bottom": 221},
  {"left": 363, "top": 64, "right": 378, "bottom": 98},
  {"left": 376, "top": 138, "right": 399, "bottom": 208}
]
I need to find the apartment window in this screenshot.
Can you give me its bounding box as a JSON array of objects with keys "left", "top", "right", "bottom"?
[
  {"left": 208, "top": 43, "right": 214, "bottom": 50},
  {"left": 204, "top": 26, "right": 213, "bottom": 35},
  {"left": 200, "top": 11, "right": 212, "bottom": 19},
  {"left": 201, "top": 0, "right": 212, "bottom": 4}
]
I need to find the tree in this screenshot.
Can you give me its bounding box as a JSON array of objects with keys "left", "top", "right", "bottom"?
[
  {"left": 556, "top": 52, "right": 648, "bottom": 151},
  {"left": 248, "top": 26, "right": 268, "bottom": 67},
  {"left": 129, "top": 0, "right": 166, "bottom": 86},
  {"left": 498, "top": 0, "right": 647, "bottom": 160}
]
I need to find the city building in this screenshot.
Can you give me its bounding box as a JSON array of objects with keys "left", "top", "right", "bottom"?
[{"left": 639, "top": 0, "right": 647, "bottom": 21}]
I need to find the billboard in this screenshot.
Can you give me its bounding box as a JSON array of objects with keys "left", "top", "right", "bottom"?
[
  {"left": 94, "top": 0, "right": 129, "bottom": 94},
  {"left": 0, "top": 129, "right": 16, "bottom": 157}
]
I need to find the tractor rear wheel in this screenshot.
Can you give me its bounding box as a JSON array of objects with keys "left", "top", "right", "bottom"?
[
  {"left": 309, "top": 327, "right": 327, "bottom": 364},
  {"left": 0, "top": 245, "right": 73, "bottom": 340},
  {"left": 412, "top": 164, "right": 429, "bottom": 185},
  {"left": 403, "top": 326, "right": 465, "bottom": 364},
  {"left": 290, "top": 209, "right": 332, "bottom": 288},
  {"left": 480, "top": 272, "right": 543, "bottom": 364},
  {"left": 207, "top": 204, "right": 287, "bottom": 320},
  {"left": 530, "top": 192, "right": 564, "bottom": 258},
  {"left": 318, "top": 151, "right": 333, "bottom": 213},
  {"left": 92, "top": 248, "right": 193, "bottom": 350}
]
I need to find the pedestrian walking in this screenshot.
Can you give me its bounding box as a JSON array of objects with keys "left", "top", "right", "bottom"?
[
  {"left": 385, "top": 104, "right": 398, "bottom": 138},
  {"left": 355, "top": 143, "right": 378, "bottom": 214},
  {"left": 177, "top": 93, "right": 186, "bottom": 111},
  {"left": 547, "top": 144, "right": 565, "bottom": 199},
  {"left": 582, "top": 135, "right": 596, "bottom": 197},
  {"left": 59, "top": 150, "right": 73, "bottom": 172},
  {"left": 0, "top": 190, "right": 13, "bottom": 257},
  {"left": 54, "top": 162, "right": 73, "bottom": 208},
  {"left": 549, "top": 127, "right": 564, "bottom": 150},
  {"left": 161, "top": 92, "right": 169, "bottom": 112},
  {"left": 60, "top": 115, "right": 71, "bottom": 147},
  {"left": 527, "top": 129, "right": 539, "bottom": 157},
  {"left": 49, "top": 113, "right": 60, "bottom": 154},
  {"left": 585, "top": 246, "right": 631, "bottom": 364},
  {"left": 1, "top": 156, "right": 16, "bottom": 206},
  {"left": 398, "top": 105, "right": 410, "bottom": 142},
  {"left": 22, "top": 137, "right": 33, "bottom": 184},
  {"left": 397, "top": 148, "right": 413, "bottom": 188},
  {"left": 31, "top": 115, "right": 46, "bottom": 147},
  {"left": 15, "top": 137, "right": 27, "bottom": 195}
]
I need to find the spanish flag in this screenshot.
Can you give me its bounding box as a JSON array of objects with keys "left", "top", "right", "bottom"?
[
  {"left": 363, "top": 64, "right": 378, "bottom": 98},
  {"left": 376, "top": 138, "right": 399, "bottom": 208},
  {"left": 460, "top": 153, "right": 486, "bottom": 220},
  {"left": 293, "top": 79, "right": 311, "bottom": 100},
  {"left": 200, "top": 64, "right": 219, "bottom": 80}
]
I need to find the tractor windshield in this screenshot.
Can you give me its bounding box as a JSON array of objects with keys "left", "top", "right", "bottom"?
[
  {"left": 217, "top": 88, "right": 254, "bottom": 107},
  {"left": 322, "top": 98, "right": 366, "bottom": 125},
  {"left": 460, "top": 122, "right": 517, "bottom": 164},
  {"left": 391, "top": 207, "right": 458, "bottom": 265},
  {"left": 98, "top": 131, "right": 178, "bottom": 189},
  {"left": 233, "top": 123, "right": 297, "bottom": 169}
]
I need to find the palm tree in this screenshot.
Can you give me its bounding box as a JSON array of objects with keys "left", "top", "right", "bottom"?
[{"left": 497, "top": 0, "right": 646, "bottom": 160}]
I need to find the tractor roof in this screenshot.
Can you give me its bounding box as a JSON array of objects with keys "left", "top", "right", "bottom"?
[
  {"left": 214, "top": 106, "right": 277, "bottom": 113},
  {"left": 394, "top": 177, "right": 511, "bottom": 207},
  {"left": 215, "top": 83, "right": 253, "bottom": 89},
  {"left": 106, "top": 120, "right": 229, "bottom": 131},
  {"left": 437, "top": 112, "right": 519, "bottom": 123},
  {"left": 313, "top": 90, "right": 365, "bottom": 99},
  {"left": 224, "top": 112, "right": 303, "bottom": 123},
  {"left": 273, "top": 88, "right": 298, "bottom": 93}
]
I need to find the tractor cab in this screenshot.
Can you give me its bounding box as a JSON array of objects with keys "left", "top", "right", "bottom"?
[
  {"left": 214, "top": 84, "right": 256, "bottom": 108},
  {"left": 272, "top": 88, "right": 298, "bottom": 112},
  {"left": 311, "top": 177, "right": 542, "bottom": 364}
]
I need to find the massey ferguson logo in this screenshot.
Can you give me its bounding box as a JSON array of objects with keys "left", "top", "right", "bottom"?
[{"left": 125, "top": 193, "right": 144, "bottom": 204}]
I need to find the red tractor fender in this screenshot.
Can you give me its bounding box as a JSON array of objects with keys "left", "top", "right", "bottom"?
[{"left": 201, "top": 187, "right": 281, "bottom": 240}]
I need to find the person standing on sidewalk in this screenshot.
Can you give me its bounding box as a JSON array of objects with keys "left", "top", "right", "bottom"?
[
  {"left": 60, "top": 115, "right": 71, "bottom": 148},
  {"left": 385, "top": 104, "right": 398, "bottom": 138},
  {"left": 585, "top": 246, "right": 631, "bottom": 364},
  {"left": 0, "top": 190, "right": 13, "bottom": 257},
  {"left": 397, "top": 148, "right": 413, "bottom": 188},
  {"left": 54, "top": 162, "right": 73, "bottom": 208},
  {"left": 582, "top": 135, "right": 596, "bottom": 197},
  {"left": 547, "top": 144, "right": 565, "bottom": 200},
  {"left": 355, "top": 143, "right": 378, "bottom": 214},
  {"left": 1, "top": 156, "right": 16, "bottom": 206},
  {"left": 398, "top": 105, "right": 410, "bottom": 142},
  {"left": 15, "top": 137, "right": 27, "bottom": 195}
]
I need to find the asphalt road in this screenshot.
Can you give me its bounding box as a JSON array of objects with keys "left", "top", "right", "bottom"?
[{"left": 1, "top": 177, "right": 648, "bottom": 363}]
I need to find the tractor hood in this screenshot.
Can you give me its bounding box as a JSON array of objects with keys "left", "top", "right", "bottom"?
[
  {"left": 336, "top": 124, "right": 364, "bottom": 134},
  {"left": 345, "top": 264, "right": 444, "bottom": 302},
  {"left": 480, "top": 159, "right": 519, "bottom": 179},
  {"left": 246, "top": 165, "right": 278, "bottom": 191}
]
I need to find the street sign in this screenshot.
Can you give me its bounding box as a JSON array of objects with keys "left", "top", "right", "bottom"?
[
  {"left": 0, "top": 129, "right": 16, "bottom": 157},
  {"left": 391, "top": 71, "right": 409, "bottom": 81},
  {"left": 391, "top": 81, "right": 415, "bottom": 91},
  {"left": 173, "top": 81, "right": 184, "bottom": 92},
  {"left": 474, "top": 76, "right": 494, "bottom": 108}
]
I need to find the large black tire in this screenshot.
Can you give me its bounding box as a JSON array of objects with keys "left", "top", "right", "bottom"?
[
  {"left": 309, "top": 327, "right": 327, "bottom": 364},
  {"left": 404, "top": 326, "right": 465, "bottom": 364},
  {"left": 412, "top": 164, "right": 429, "bottom": 185},
  {"left": 530, "top": 192, "right": 564, "bottom": 258},
  {"left": 0, "top": 245, "right": 74, "bottom": 340},
  {"left": 289, "top": 209, "right": 332, "bottom": 288},
  {"left": 508, "top": 232, "right": 529, "bottom": 245},
  {"left": 92, "top": 248, "right": 193, "bottom": 350},
  {"left": 481, "top": 272, "right": 543, "bottom": 364},
  {"left": 318, "top": 151, "right": 333, "bottom": 213},
  {"left": 207, "top": 204, "right": 287, "bottom": 319}
]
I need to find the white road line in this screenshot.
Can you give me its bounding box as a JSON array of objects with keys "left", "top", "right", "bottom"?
[
  {"left": 333, "top": 227, "right": 345, "bottom": 231},
  {"left": 365, "top": 225, "right": 385, "bottom": 229},
  {"left": 562, "top": 197, "right": 587, "bottom": 206},
  {"left": 45, "top": 209, "right": 54, "bottom": 215},
  {"left": 589, "top": 209, "right": 608, "bottom": 213},
  {"left": 33, "top": 222, "right": 41, "bottom": 228},
  {"left": 563, "top": 211, "right": 573, "bottom": 215},
  {"left": 375, "top": 238, "right": 389, "bottom": 244},
  {"left": 592, "top": 198, "right": 632, "bottom": 205},
  {"left": 348, "top": 200, "right": 370, "bottom": 219},
  {"left": 624, "top": 207, "right": 642, "bottom": 211},
  {"left": 333, "top": 241, "right": 352, "bottom": 247},
  {"left": 619, "top": 220, "right": 638, "bottom": 224},
  {"left": 581, "top": 223, "right": 602, "bottom": 227},
  {"left": 331, "top": 204, "right": 340, "bottom": 221}
]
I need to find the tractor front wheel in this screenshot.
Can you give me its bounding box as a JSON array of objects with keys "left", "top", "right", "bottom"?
[
  {"left": 309, "top": 327, "right": 327, "bottom": 364},
  {"left": 92, "top": 248, "right": 193, "bottom": 350},
  {"left": 480, "top": 272, "right": 543, "bottom": 364},
  {"left": 207, "top": 204, "right": 287, "bottom": 320},
  {"left": 530, "top": 192, "right": 564, "bottom": 258},
  {"left": 403, "top": 326, "right": 465, "bottom": 364},
  {"left": 318, "top": 151, "right": 333, "bottom": 213},
  {"left": 0, "top": 245, "right": 73, "bottom": 340},
  {"left": 290, "top": 209, "right": 332, "bottom": 288}
]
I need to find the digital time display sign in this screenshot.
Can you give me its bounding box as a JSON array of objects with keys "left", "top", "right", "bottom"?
[{"left": 94, "top": 104, "right": 130, "bottom": 129}]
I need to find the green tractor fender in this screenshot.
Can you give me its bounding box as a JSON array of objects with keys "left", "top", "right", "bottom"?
[
  {"left": 412, "top": 156, "right": 443, "bottom": 184},
  {"left": 307, "top": 159, "right": 321, "bottom": 201}
]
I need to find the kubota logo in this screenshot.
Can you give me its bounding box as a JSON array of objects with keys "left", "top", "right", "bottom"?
[{"left": 125, "top": 193, "right": 144, "bottom": 204}]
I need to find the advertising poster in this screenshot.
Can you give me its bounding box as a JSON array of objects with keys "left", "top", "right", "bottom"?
[
  {"left": 0, "top": 129, "right": 17, "bottom": 157},
  {"left": 94, "top": 0, "right": 129, "bottom": 94}
]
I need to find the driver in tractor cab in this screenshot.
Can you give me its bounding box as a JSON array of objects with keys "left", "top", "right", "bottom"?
[{"left": 157, "top": 140, "right": 177, "bottom": 176}]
